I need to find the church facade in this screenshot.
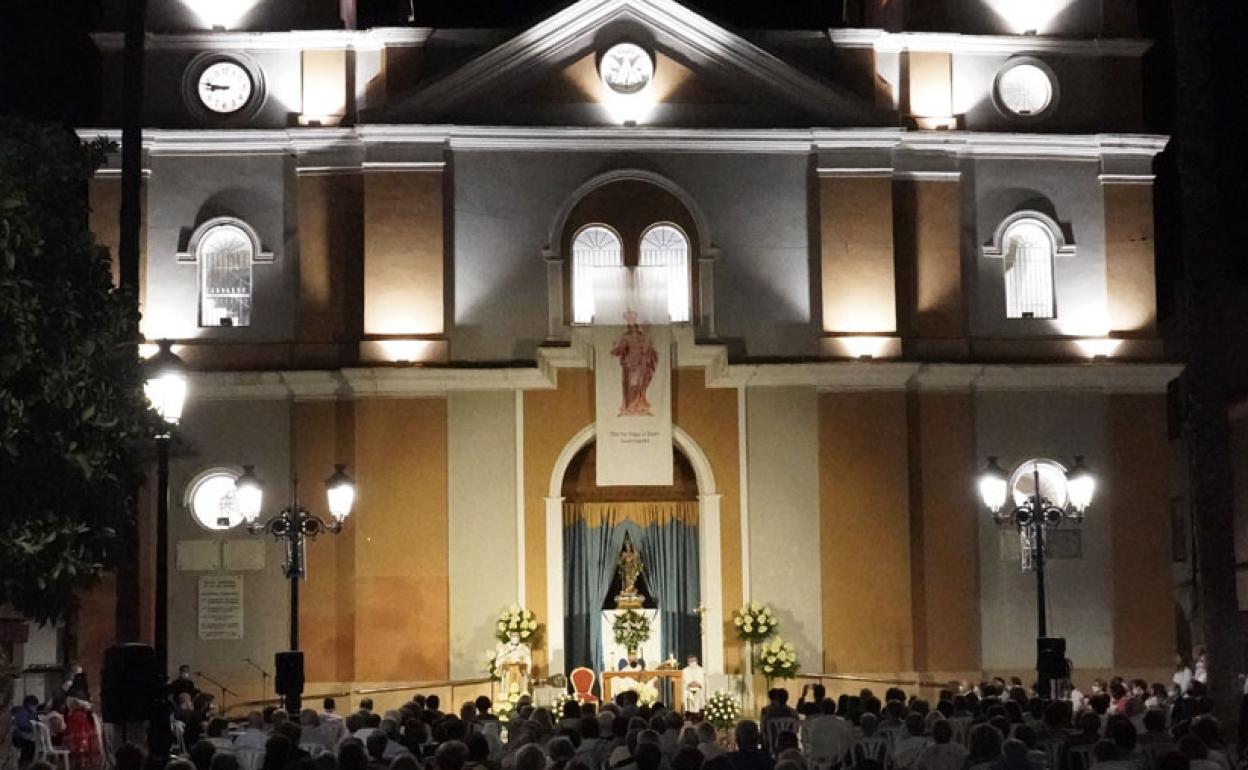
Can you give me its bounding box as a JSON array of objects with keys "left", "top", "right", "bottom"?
[{"left": 76, "top": 0, "right": 1179, "bottom": 708}]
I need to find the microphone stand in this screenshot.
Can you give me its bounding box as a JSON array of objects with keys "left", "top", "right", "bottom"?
[
  {"left": 195, "top": 671, "right": 238, "bottom": 716},
  {"left": 243, "top": 658, "right": 271, "bottom": 703}
]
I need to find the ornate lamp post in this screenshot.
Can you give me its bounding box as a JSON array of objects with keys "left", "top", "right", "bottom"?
[
  {"left": 143, "top": 340, "right": 188, "bottom": 681},
  {"left": 979, "top": 456, "right": 1094, "bottom": 692},
  {"left": 233, "top": 464, "right": 355, "bottom": 710}
]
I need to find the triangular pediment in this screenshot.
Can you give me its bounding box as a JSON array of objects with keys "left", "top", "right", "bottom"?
[{"left": 373, "top": 0, "right": 887, "bottom": 128}]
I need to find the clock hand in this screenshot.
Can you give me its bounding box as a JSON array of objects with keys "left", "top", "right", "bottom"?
[{"left": 205, "top": 83, "right": 230, "bottom": 91}]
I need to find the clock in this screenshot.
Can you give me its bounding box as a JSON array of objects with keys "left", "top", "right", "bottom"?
[
  {"left": 196, "top": 60, "right": 253, "bottom": 114},
  {"left": 599, "top": 43, "right": 654, "bottom": 95}
]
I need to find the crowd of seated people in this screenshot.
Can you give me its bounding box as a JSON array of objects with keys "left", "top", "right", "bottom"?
[
  {"left": 95, "top": 665, "right": 1238, "bottom": 770},
  {"left": 9, "top": 681, "right": 103, "bottom": 770}
]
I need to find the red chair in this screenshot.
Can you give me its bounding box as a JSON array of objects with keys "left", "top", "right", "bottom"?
[{"left": 570, "top": 667, "right": 599, "bottom": 704}]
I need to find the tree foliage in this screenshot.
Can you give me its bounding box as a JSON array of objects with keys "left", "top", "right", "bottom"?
[{"left": 0, "top": 120, "right": 152, "bottom": 623}]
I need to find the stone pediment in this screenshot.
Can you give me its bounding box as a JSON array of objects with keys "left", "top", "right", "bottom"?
[{"left": 373, "top": 0, "right": 887, "bottom": 128}]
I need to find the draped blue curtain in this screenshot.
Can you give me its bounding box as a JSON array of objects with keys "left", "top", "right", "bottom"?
[{"left": 563, "top": 502, "right": 700, "bottom": 690}]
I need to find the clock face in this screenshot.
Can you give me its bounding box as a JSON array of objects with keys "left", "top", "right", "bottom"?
[
  {"left": 599, "top": 43, "right": 654, "bottom": 95},
  {"left": 197, "top": 61, "right": 253, "bottom": 114}
]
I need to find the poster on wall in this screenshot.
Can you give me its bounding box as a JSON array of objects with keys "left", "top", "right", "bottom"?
[
  {"left": 593, "top": 316, "right": 673, "bottom": 487},
  {"left": 198, "top": 575, "right": 244, "bottom": 641}
]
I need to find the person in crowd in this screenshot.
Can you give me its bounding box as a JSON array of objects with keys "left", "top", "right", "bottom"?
[
  {"left": 358, "top": 699, "right": 374, "bottom": 716},
  {"left": 204, "top": 719, "right": 233, "bottom": 751},
  {"left": 211, "top": 754, "right": 240, "bottom": 770},
  {"left": 851, "top": 713, "right": 888, "bottom": 770},
  {"left": 189, "top": 740, "right": 216, "bottom": 770},
  {"left": 263, "top": 735, "right": 294, "bottom": 770},
  {"left": 966, "top": 724, "right": 1003, "bottom": 770},
  {"left": 435, "top": 741, "right": 470, "bottom": 770},
  {"left": 169, "top": 666, "right": 199, "bottom": 701},
  {"left": 915, "top": 719, "right": 968, "bottom": 770},
  {"left": 891, "top": 713, "right": 930, "bottom": 770},
  {"left": 695, "top": 721, "right": 723, "bottom": 761},
  {"left": 301, "top": 710, "right": 334, "bottom": 750},
  {"left": 574, "top": 715, "right": 610, "bottom": 770},
  {"left": 1178, "top": 735, "right": 1222, "bottom": 770},
  {"left": 323, "top": 699, "right": 344, "bottom": 723},
  {"left": 338, "top": 739, "right": 369, "bottom": 770},
  {"left": 760, "top": 691, "right": 796, "bottom": 724},
  {"left": 673, "top": 747, "right": 704, "bottom": 770},
  {"left": 12, "top": 694, "right": 39, "bottom": 763},
  {"left": 726, "top": 720, "right": 773, "bottom": 770},
  {"left": 63, "top": 664, "right": 90, "bottom": 702},
  {"left": 1175, "top": 654, "right": 1195, "bottom": 696},
  {"left": 235, "top": 712, "right": 269, "bottom": 751},
  {"left": 64, "top": 695, "right": 101, "bottom": 770},
  {"left": 476, "top": 697, "right": 498, "bottom": 724},
  {"left": 366, "top": 733, "right": 390, "bottom": 770}
]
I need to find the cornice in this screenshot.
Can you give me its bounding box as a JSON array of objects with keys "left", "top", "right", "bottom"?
[
  {"left": 75, "top": 127, "right": 1170, "bottom": 164},
  {"left": 185, "top": 361, "right": 1181, "bottom": 400},
  {"left": 91, "top": 27, "right": 433, "bottom": 53},
  {"left": 828, "top": 29, "right": 1153, "bottom": 58}
]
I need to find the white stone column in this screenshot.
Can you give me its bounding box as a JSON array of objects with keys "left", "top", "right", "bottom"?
[
  {"left": 545, "top": 254, "right": 566, "bottom": 341},
  {"left": 545, "top": 495, "right": 566, "bottom": 676},
  {"left": 699, "top": 493, "right": 725, "bottom": 675}
]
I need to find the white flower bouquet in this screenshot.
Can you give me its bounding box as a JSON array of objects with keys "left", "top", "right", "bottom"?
[
  {"left": 635, "top": 680, "right": 659, "bottom": 706},
  {"left": 757, "top": 637, "right": 799, "bottom": 682},
  {"left": 552, "top": 692, "right": 576, "bottom": 714},
  {"left": 612, "top": 609, "right": 652, "bottom": 652},
  {"left": 484, "top": 649, "right": 500, "bottom": 681},
  {"left": 496, "top": 686, "right": 525, "bottom": 723},
  {"left": 496, "top": 604, "right": 540, "bottom": 644},
  {"left": 704, "top": 690, "right": 739, "bottom": 731},
  {"left": 731, "top": 601, "right": 778, "bottom": 643}
]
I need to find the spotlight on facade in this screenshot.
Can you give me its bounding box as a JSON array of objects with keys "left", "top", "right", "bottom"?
[
  {"left": 837, "top": 335, "right": 893, "bottom": 360},
  {"left": 1074, "top": 337, "right": 1122, "bottom": 359}
]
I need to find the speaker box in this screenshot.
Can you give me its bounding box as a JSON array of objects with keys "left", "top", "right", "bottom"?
[
  {"left": 100, "top": 643, "right": 160, "bottom": 724},
  {"left": 275, "top": 651, "right": 305, "bottom": 696},
  {"left": 1036, "top": 636, "right": 1068, "bottom": 681}
]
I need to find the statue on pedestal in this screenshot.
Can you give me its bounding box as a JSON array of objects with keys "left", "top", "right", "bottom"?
[
  {"left": 495, "top": 632, "right": 531, "bottom": 696},
  {"left": 615, "top": 533, "right": 644, "bottom": 610}
]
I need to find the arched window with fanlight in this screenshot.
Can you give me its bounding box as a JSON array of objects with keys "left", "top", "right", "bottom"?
[
  {"left": 571, "top": 225, "right": 623, "bottom": 324},
  {"left": 639, "top": 224, "right": 690, "bottom": 323},
  {"left": 983, "top": 211, "right": 1075, "bottom": 320},
  {"left": 192, "top": 218, "right": 259, "bottom": 327}
]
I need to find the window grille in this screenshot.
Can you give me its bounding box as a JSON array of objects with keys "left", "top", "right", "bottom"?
[
  {"left": 1003, "top": 221, "right": 1055, "bottom": 319},
  {"left": 199, "top": 223, "right": 254, "bottom": 327},
  {"left": 639, "top": 224, "right": 690, "bottom": 323},
  {"left": 572, "top": 225, "right": 623, "bottom": 324}
]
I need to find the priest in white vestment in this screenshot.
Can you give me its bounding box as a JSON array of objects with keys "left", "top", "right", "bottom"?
[{"left": 681, "top": 655, "right": 705, "bottom": 713}]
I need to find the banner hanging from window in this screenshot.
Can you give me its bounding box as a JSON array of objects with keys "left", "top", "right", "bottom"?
[{"left": 593, "top": 270, "right": 673, "bottom": 486}]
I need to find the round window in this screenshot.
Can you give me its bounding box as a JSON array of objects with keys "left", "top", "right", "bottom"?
[
  {"left": 599, "top": 43, "right": 655, "bottom": 95},
  {"left": 1008, "top": 458, "right": 1069, "bottom": 509},
  {"left": 186, "top": 470, "right": 244, "bottom": 531},
  {"left": 995, "top": 60, "right": 1056, "bottom": 117}
]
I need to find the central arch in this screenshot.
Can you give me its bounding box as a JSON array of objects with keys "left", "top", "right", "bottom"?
[{"left": 544, "top": 424, "right": 725, "bottom": 677}]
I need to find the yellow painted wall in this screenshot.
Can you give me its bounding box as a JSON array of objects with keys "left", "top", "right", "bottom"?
[
  {"left": 1106, "top": 394, "right": 1174, "bottom": 667},
  {"left": 352, "top": 398, "right": 448, "bottom": 682},
  {"left": 907, "top": 52, "right": 952, "bottom": 120},
  {"left": 302, "top": 49, "right": 348, "bottom": 123},
  {"left": 908, "top": 392, "right": 980, "bottom": 672},
  {"left": 820, "top": 176, "right": 897, "bottom": 333},
  {"left": 895, "top": 179, "right": 964, "bottom": 340},
  {"left": 819, "top": 391, "right": 913, "bottom": 672},
  {"left": 363, "top": 170, "right": 444, "bottom": 337},
  {"left": 1104, "top": 184, "right": 1158, "bottom": 335},
  {"left": 296, "top": 401, "right": 358, "bottom": 684}
]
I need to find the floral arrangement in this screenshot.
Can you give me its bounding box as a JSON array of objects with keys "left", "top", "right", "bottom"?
[
  {"left": 552, "top": 692, "right": 576, "bottom": 715},
  {"left": 612, "top": 609, "right": 652, "bottom": 652},
  {"left": 496, "top": 604, "right": 540, "bottom": 644},
  {"left": 483, "top": 649, "right": 499, "bottom": 681},
  {"left": 732, "top": 601, "right": 778, "bottom": 643},
  {"left": 757, "top": 637, "right": 799, "bottom": 682},
  {"left": 635, "top": 680, "right": 659, "bottom": 706},
  {"left": 495, "top": 686, "right": 524, "bottom": 722},
  {"left": 704, "top": 690, "right": 740, "bottom": 730}
]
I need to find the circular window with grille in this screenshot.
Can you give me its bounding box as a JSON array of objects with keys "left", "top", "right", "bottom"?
[
  {"left": 185, "top": 469, "right": 244, "bottom": 531},
  {"left": 994, "top": 58, "right": 1058, "bottom": 118}
]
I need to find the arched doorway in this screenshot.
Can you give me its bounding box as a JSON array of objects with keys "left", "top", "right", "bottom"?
[
  {"left": 561, "top": 442, "right": 700, "bottom": 678},
  {"left": 544, "top": 425, "right": 724, "bottom": 677}
]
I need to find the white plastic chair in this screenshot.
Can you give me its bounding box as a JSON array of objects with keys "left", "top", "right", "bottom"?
[
  {"left": 852, "top": 736, "right": 890, "bottom": 768},
  {"left": 300, "top": 743, "right": 329, "bottom": 759},
  {"left": 765, "top": 717, "right": 801, "bottom": 755},
  {"left": 172, "top": 721, "right": 187, "bottom": 756},
  {"left": 1068, "top": 744, "right": 1095, "bottom": 770},
  {"left": 235, "top": 748, "right": 265, "bottom": 770},
  {"left": 33, "top": 719, "right": 72, "bottom": 770}
]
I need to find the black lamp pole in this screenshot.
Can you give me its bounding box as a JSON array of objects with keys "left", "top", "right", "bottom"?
[{"left": 154, "top": 431, "right": 171, "bottom": 679}]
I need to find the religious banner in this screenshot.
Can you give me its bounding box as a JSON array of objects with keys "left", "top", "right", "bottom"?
[
  {"left": 198, "top": 575, "right": 244, "bottom": 641},
  {"left": 594, "top": 314, "right": 673, "bottom": 486}
]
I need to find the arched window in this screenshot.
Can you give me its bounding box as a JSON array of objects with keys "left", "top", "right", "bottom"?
[
  {"left": 639, "top": 224, "right": 690, "bottom": 323},
  {"left": 197, "top": 221, "right": 256, "bottom": 327},
  {"left": 571, "top": 225, "right": 623, "bottom": 324},
  {"left": 983, "top": 211, "right": 1073, "bottom": 321},
  {"left": 1002, "top": 220, "right": 1055, "bottom": 319}
]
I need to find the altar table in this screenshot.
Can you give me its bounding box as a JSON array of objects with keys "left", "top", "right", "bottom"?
[{"left": 601, "top": 669, "right": 685, "bottom": 712}]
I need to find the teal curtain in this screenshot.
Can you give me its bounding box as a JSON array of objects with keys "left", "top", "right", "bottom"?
[{"left": 563, "top": 503, "right": 701, "bottom": 691}]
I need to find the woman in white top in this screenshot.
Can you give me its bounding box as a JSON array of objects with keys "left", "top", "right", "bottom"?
[{"left": 1173, "top": 653, "right": 1194, "bottom": 695}]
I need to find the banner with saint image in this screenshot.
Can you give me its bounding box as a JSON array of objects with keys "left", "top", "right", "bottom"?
[{"left": 592, "top": 266, "right": 673, "bottom": 486}]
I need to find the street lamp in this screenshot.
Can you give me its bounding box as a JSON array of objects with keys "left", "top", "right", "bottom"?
[
  {"left": 143, "top": 340, "right": 188, "bottom": 682},
  {"left": 979, "top": 456, "right": 1094, "bottom": 694},
  {"left": 234, "top": 464, "right": 355, "bottom": 711}
]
